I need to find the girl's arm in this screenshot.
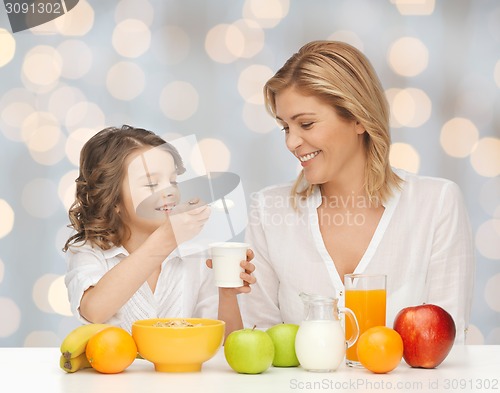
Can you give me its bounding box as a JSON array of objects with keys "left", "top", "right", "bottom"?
[
  {"left": 79, "top": 204, "right": 210, "bottom": 323},
  {"left": 78, "top": 224, "right": 177, "bottom": 323}
]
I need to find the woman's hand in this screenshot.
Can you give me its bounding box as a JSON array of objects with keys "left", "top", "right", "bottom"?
[{"left": 206, "top": 248, "right": 256, "bottom": 294}]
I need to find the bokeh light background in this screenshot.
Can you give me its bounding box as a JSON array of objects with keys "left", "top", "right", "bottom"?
[{"left": 0, "top": 0, "right": 499, "bottom": 346}]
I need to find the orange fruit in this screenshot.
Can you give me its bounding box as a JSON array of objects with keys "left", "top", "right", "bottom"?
[
  {"left": 356, "top": 326, "right": 403, "bottom": 374},
  {"left": 86, "top": 326, "right": 137, "bottom": 374}
]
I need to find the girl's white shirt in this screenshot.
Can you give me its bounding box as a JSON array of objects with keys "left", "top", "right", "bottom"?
[
  {"left": 239, "top": 169, "right": 475, "bottom": 343},
  {"left": 65, "top": 244, "right": 217, "bottom": 333}
]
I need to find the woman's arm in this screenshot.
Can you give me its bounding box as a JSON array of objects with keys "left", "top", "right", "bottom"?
[{"left": 426, "top": 182, "right": 475, "bottom": 344}]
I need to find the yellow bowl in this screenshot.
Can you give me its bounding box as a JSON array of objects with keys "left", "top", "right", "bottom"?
[{"left": 131, "top": 318, "right": 225, "bottom": 372}]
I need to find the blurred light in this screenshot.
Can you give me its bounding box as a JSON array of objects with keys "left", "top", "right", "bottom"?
[
  {"left": 21, "top": 111, "right": 60, "bottom": 152},
  {"left": 22, "top": 102, "right": 68, "bottom": 166},
  {"left": 328, "top": 31, "right": 363, "bottom": 51},
  {"left": 29, "top": 138, "right": 66, "bottom": 166},
  {"left": 48, "top": 276, "right": 73, "bottom": 316},
  {"left": 470, "top": 137, "right": 500, "bottom": 177},
  {"left": 24, "top": 331, "right": 61, "bottom": 347},
  {"left": 494, "top": 60, "right": 500, "bottom": 89},
  {"left": 54, "top": 0, "right": 94, "bottom": 36},
  {"left": 391, "top": 0, "right": 435, "bottom": 15},
  {"left": 151, "top": 26, "right": 190, "bottom": 65},
  {"left": 191, "top": 139, "right": 230, "bottom": 175},
  {"left": 48, "top": 86, "right": 87, "bottom": 123},
  {"left": 389, "top": 143, "right": 420, "bottom": 173},
  {"left": 440, "top": 117, "right": 479, "bottom": 158},
  {"left": 1, "top": 101, "right": 36, "bottom": 142},
  {"left": 159, "top": 81, "right": 198, "bottom": 121},
  {"left": 388, "top": 37, "right": 428, "bottom": 77},
  {"left": 0, "top": 199, "right": 14, "bottom": 239},
  {"left": 112, "top": 19, "right": 151, "bottom": 58},
  {"left": 228, "top": 19, "right": 265, "bottom": 58},
  {"left": 486, "top": 328, "right": 500, "bottom": 344},
  {"left": 391, "top": 88, "right": 431, "bottom": 128},
  {"left": 243, "top": 102, "right": 277, "bottom": 134},
  {"left": 476, "top": 220, "right": 500, "bottom": 260},
  {"left": 115, "top": 0, "right": 154, "bottom": 26},
  {"left": 0, "top": 298, "right": 20, "bottom": 337},
  {"left": 57, "top": 40, "right": 93, "bottom": 79},
  {"left": 385, "top": 88, "right": 403, "bottom": 128},
  {"left": 33, "top": 274, "right": 58, "bottom": 313},
  {"left": 465, "top": 324, "right": 485, "bottom": 345},
  {"left": 22, "top": 45, "right": 63, "bottom": 87},
  {"left": 238, "top": 64, "right": 273, "bottom": 104},
  {"left": 65, "top": 102, "right": 105, "bottom": 132},
  {"left": 65, "top": 127, "right": 97, "bottom": 166},
  {"left": 205, "top": 24, "right": 242, "bottom": 63},
  {"left": 106, "top": 61, "right": 146, "bottom": 100},
  {"left": 243, "top": 0, "right": 289, "bottom": 28},
  {"left": 0, "top": 29, "right": 16, "bottom": 67},
  {"left": 58, "top": 169, "right": 79, "bottom": 211},
  {"left": 479, "top": 177, "right": 500, "bottom": 217},
  {"left": 484, "top": 273, "right": 500, "bottom": 312},
  {"left": 22, "top": 178, "right": 59, "bottom": 219}
]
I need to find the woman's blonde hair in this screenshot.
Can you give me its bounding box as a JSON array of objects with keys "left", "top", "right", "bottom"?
[
  {"left": 264, "top": 40, "right": 401, "bottom": 204},
  {"left": 63, "top": 125, "right": 185, "bottom": 251}
]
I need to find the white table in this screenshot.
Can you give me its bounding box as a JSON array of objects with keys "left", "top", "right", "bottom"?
[{"left": 0, "top": 346, "right": 498, "bottom": 393}]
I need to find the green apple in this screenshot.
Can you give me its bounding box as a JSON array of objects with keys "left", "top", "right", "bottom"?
[
  {"left": 266, "top": 323, "right": 300, "bottom": 367},
  {"left": 224, "top": 327, "right": 274, "bottom": 374}
]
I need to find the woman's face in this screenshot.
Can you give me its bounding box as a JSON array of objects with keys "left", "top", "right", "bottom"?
[
  {"left": 274, "top": 87, "right": 366, "bottom": 188},
  {"left": 119, "top": 146, "right": 180, "bottom": 234}
]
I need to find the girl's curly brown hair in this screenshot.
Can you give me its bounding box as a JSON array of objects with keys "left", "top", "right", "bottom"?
[{"left": 63, "top": 125, "right": 186, "bottom": 251}]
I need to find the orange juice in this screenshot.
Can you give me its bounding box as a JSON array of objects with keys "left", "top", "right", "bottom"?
[{"left": 345, "top": 289, "right": 386, "bottom": 362}]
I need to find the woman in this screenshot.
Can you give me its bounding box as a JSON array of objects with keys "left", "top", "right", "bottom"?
[{"left": 240, "top": 41, "right": 474, "bottom": 343}]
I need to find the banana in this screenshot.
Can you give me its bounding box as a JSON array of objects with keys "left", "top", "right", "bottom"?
[
  {"left": 60, "top": 323, "right": 111, "bottom": 359},
  {"left": 60, "top": 353, "right": 92, "bottom": 373}
]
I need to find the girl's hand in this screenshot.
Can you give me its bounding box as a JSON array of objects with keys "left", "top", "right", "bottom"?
[
  {"left": 206, "top": 248, "right": 256, "bottom": 294},
  {"left": 167, "top": 202, "right": 211, "bottom": 245}
]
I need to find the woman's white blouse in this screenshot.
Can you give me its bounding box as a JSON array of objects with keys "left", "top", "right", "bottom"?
[
  {"left": 65, "top": 244, "right": 217, "bottom": 332},
  {"left": 239, "top": 170, "right": 475, "bottom": 343}
]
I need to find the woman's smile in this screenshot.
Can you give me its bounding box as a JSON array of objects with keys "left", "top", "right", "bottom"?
[{"left": 297, "top": 150, "right": 321, "bottom": 165}]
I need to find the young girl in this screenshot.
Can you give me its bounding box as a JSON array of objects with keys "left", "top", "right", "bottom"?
[{"left": 63, "top": 125, "right": 255, "bottom": 336}]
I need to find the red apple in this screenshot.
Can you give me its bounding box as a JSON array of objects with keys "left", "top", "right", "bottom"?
[{"left": 393, "top": 304, "right": 456, "bottom": 368}]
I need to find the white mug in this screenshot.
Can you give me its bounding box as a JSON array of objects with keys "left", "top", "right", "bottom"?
[{"left": 210, "top": 242, "right": 249, "bottom": 287}]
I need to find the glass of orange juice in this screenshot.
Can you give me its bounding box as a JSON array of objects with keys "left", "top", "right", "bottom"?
[{"left": 344, "top": 273, "right": 386, "bottom": 368}]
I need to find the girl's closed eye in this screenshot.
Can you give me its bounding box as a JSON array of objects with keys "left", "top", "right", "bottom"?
[
  {"left": 301, "top": 122, "right": 314, "bottom": 129},
  {"left": 144, "top": 183, "right": 158, "bottom": 189}
]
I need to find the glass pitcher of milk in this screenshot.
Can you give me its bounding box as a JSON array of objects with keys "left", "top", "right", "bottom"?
[{"left": 295, "top": 292, "right": 359, "bottom": 372}]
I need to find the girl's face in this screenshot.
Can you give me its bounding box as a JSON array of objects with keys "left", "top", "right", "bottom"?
[
  {"left": 120, "top": 146, "right": 180, "bottom": 234},
  {"left": 274, "top": 87, "right": 366, "bottom": 188}
]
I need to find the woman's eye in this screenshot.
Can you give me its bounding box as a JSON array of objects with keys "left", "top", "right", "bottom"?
[
  {"left": 280, "top": 126, "right": 289, "bottom": 133},
  {"left": 145, "top": 183, "right": 158, "bottom": 189},
  {"left": 170, "top": 181, "right": 178, "bottom": 186},
  {"left": 301, "top": 122, "right": 313, "bottom": 129}
]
